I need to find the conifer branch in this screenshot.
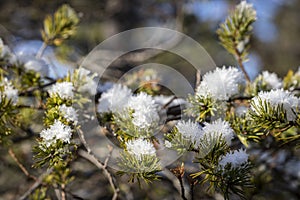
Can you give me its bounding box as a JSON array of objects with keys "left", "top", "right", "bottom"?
[{"left": 217, "top": 1, "right": 257, "bottom": 83}]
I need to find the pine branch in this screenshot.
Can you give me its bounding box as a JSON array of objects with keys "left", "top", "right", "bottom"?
[
  {"left": 217, "top": 1, "right": 257, "bottom": 82},
  {"left": 41, "top": 4, "right": 79, "bottom": 46}
]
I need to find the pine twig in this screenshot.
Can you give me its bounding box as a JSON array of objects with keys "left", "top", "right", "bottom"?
[
  {"left": 54, "top": 184, "right": 66, "bottom": 200},
  {"left": 19, "top": 79, "right": 56, "bottom": 96},
  {"left": 104, "top": 145, "right": 113, "bottom": 168},
  {"left": 179, "top": 176, "right": 188, "bottom": 200},
  {"left": 17, "top": 104, "right": 44, "bottom": 110},
  {"left": 61, "top": 183, "right": 66, "bottom": 200},
  {"left": 190, "top": 183, "right": 194, "bottom": 200},
  {"left": 187, "top": 175, "right": 198, "bottom": 200},
  {"left": 36, "top": 42, "right": 47, "bottom": 59},
  {"left": 78, "top": 150, "right": 119, "bottom": 200},
  {"left": 18, "top": 168, "right": 53, "bottom": 200},
  {"left": 195, "top": 69, "right": 201, "bottom": 89},
  {"left": 170, "top": 163, "right": 187, "bottom": 200},
  {"left": 236, "top": 49, "right": 250, "bottom": 83},
  {"left": 8, "top": 147, "right": 37, "bottom": 181},
  {"left": 162, "top": 96, "right": 177, "bottom": 109},
  {"left": 77, "top": 128, "right": 119, "bottom": 200}
]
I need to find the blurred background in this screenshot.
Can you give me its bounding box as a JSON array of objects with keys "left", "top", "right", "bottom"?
[
  {"left": 1, "top": 0, "right": 300, "bottom": 199},
  {"left": 0, "top": 0, "right": 299, "bottom": 80}
]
